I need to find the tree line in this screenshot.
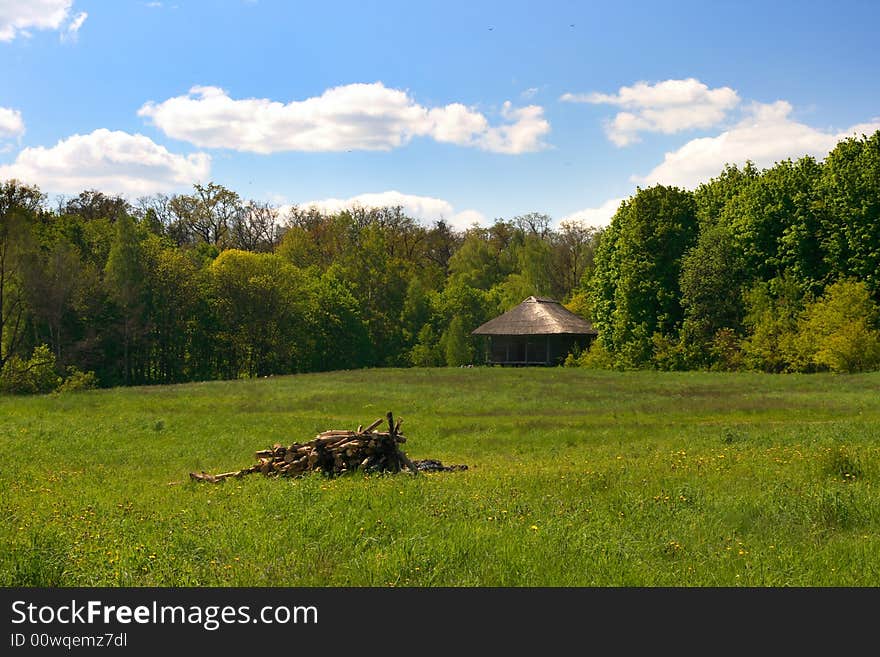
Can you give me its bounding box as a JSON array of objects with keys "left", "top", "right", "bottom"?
[
  {"left": 579, "top": 130, "right": 880, "bottom": 373},
  {"left": 1, "top": 129, "right": 878, "bottom": 393},
  {"left": 0, "top": 180, "right": 600, "bottom": 392}
]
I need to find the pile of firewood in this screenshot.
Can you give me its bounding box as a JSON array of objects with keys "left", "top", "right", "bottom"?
[{"left": 190, "top": 412, "right": 465, "bottom": 483}]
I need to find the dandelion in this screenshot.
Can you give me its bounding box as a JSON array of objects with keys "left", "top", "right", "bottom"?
[{"left": 530, "top": 525, "right": 539, "bottom": 531}]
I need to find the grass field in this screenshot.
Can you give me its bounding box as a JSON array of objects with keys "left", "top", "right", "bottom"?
[{"left": 1, "top": 368, "right": 879, "bottom": 586}]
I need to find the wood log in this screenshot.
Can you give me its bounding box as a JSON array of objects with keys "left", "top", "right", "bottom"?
[
  {"left": 387, "top": 411, "right": 395, "bottom": 436},
  {"left": 190, "top": 470, "right": 243, "bottom": 483},
  {"left": 397, "top": 448, "right": 420, "bottom": 475},
  {"left": 364, "top": 418, "right": 384, "bottom": 433}
]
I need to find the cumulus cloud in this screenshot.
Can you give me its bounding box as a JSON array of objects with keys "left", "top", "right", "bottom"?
[
  {"left": 562, "top": 78, "right": 739, "bottom": 146},
  {"left": 138, "top": 83, "right": 550, "bottom": 154},
  {"left": 560, "top": 197, "right": 625, "bottom": 228},
  {"left": 0, "top": 129, "right": 211, "bottom": 196},
  {"left": 0, "top": 106, "right": 25, "bottom": 138},
  {"left": 0, "top": 0, "right": 76, "bottom": 41},
  {"left": 635, "top": 101, "right": 880, "bottom": 189},
  {"left": 286, "top": 190, "right": 486, "bottom": 230}
]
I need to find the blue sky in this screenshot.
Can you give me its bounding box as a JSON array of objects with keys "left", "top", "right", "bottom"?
[{"left": 1, "top": 0, "right": 878, "bottom": 228}]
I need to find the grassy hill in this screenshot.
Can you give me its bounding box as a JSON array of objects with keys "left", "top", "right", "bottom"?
[{"left": 2, "top": 368, "right": 879, "bottom": 586}]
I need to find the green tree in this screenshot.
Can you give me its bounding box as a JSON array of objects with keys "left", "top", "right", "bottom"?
[
  {"left": 678, "top": 223, "right": 747, "bottom": 365},
  {"left": 169, "top": 182, "right": 243, "bottom": 248},
  {"left": 447, "top": 230, "right": 503, "bottom": 290},
  {"left": 589, "top": 185, "right": 698, "bottom": 367},
  {"left": 210, "top": 250, "right": 306, "bottom": 377},
  {"left": 104, "top": 212, "right": 145, "bottom": 385},
  {"left": 302, "top": 272, "right": 371, "bottom": 371},
  {"left": 409, "top": 324, "right": 442, "bottom": 367},
  {"left": 442, "top": 316, "right": 473, "bottom": 366},
  {"left": 741, "top": 275, "right": 805, "bottom": 372},
  {"left": 0, "top": 181, "right": 43, "bottom": 371},
  {"left": 722, "top": 157, "right": 825, "bottom": 292},
  {"left": 818, "top": 131, "right": 880, "bottom": 298},
  {"left": 793, "top": 279, "right": 880, "bottom": 373},
  {"left": 142, "top": 239, "right": 206, "bottom": 383},
  {"left": 25, "top": 237, "right": 83, "bottom": 362}
]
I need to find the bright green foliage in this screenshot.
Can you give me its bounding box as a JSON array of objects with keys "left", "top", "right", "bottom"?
[
  {"left": 210, "top": 250, "right": 309, "bottom": 377},
  {"left": 56, "top": 366, "right": 98, "bottom": 393},
  {"left": 794, "top": 279, "right": 880, "bottom": 373},
  {"left": 334, "top": 223, "right": 409, "bottom": 366},
  {"left": 721, "top": 157, "right": 825, "bottom": 291},
  {"left": 447, "top": 231, "right": 505, "bottom": 290},
  {"left": 0, "top": 181, "right": 42, "bottom": 372},
  {"left": 436, "top": 281, "right": 495, "bottom": 366},
  {"left": 693, "top": 162, "right": 760, "bottom": 229},
  {"left": 563, "top": 291, "right": 592, "bottom": 323},
  {"left": 590, "top": 185, "right": 698, "bottom": 367},
  {"left": 741, "top": 275, "right": 806, "bottom": 372},
  {"left": 142, "top": 239, "right": 208, "bottom": 382},
  {"left": 0, "top": 344, "right": 59, "bottom": 394},
  {"left": 818, "top": 132, "right": 880, "bottom": 297},
  {"left": 105, "top": 213, "right": 145, "bottom": 310},
  {"left": 442, "top": 316, "right": 473, "bottom": 366},
  {"left": 409, "top": 324, "right": 443, "bottom": 367},
  {"left": 512, "top": 233, "right": 554, "bottom": 298}
]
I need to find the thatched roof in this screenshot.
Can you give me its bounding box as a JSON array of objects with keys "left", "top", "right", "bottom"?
[{"left": 471, "top": 296, "right": 597, "bottom": 336}]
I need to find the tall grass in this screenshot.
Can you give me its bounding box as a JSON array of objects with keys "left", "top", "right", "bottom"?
[{"left": 1, "top": 368, "right": 879, "bottom": 586}]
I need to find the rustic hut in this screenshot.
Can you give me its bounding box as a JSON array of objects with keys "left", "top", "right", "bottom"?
[{"left": 471, "top": 296, "right": 597, "bottom": 366}]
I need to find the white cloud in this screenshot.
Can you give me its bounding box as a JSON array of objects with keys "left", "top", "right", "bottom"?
[
  {"left": 138, "top": 83, "right": 550, "bottom": 154},
  {"left": 521, "top": 87, "right": 539, "bottom": 100},
  {"left": 560, "top": 197, "right": 625, "bottom": 228},
  {"left": 284, "top": 190, "right": 486, "bottom": 230},
  {"left": 0, "top": 106, "right": 25, "bottom": 138},
  {"left": 60, "top": 10, "right": 86, "bottom": 42},
  {"left": 0, "top": 129, "right": 211, "bottom": 196},
  {"left": 562, "top": 78, "right": 739, "bottom": 146},
  {"left": 0, "top": 0, "right": 74, "bottom": 41},
  {"left": 636, "top": 101, "right": 880, "bottom": 189}
]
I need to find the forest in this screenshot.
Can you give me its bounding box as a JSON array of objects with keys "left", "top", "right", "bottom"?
[{"left": 0, "top": 130, "right": 878, "bottom": 393}]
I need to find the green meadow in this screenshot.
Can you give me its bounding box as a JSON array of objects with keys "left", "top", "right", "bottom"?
[{"left": 1, "top": 368, "right": 879, "bottom": 586}]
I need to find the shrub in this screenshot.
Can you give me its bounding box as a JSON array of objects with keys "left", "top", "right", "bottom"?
[
  {"left": 651, "top": 332, "right": 686, "bottom": 371},
  {"left": 793, "top": 279, "right": 880, "bottom": 373},
  {"left": 570, "top": 338, "right": 615, "bottom": 369},
  {"left": 0, "top": 345, "right": 60, "bottom": 395},
  {"left": 710, "top": 328, "right": 745, "bottom": 371},
  {"left": 57, "top": 367, "right": 99, "bottom": 393}
]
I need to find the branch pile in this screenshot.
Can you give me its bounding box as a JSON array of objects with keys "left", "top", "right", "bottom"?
[{"left": 189, "top": 411, "right": 466, "bottom": 483}]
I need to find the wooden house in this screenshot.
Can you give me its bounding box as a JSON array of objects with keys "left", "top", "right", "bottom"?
[{"left": 471, "top": 296, "right": 597, "bottom": 366}]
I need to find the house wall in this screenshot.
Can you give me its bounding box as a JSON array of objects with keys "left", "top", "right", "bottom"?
[{"left": 484, "top": 334, "right": 595, "bottom": 365}]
